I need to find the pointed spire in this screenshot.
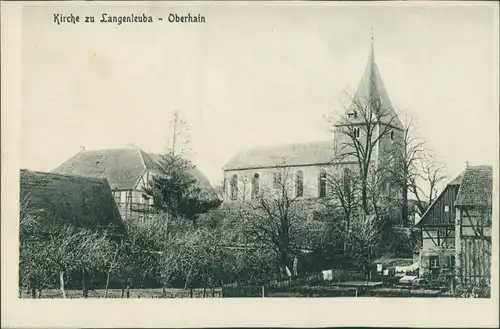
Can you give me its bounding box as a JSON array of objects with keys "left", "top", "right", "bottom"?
[{"left": 344, "top": 32, "right": 403, "bottom": 130}]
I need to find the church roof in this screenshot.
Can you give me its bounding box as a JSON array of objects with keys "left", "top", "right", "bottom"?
[
  {"left": 345, "top": 43, "right": 403, "bottom": 130},
  {"left": 222, "top": 141, "right": 337, "bottom": 171}
]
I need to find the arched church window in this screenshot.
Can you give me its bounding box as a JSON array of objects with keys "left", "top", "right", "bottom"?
[
  {"left": 318, "top": 169, "right": 327, "bottom": 198},
  {"left": 230, "top": 174, "right": 238, "bottom": 201},
  {"left": 251, "top": 173, "right": 260, "bottom": 200},
  {"left": 295, "top": 170, "right": 304, "bottom": 197},
  {"left": 273, "top": 172, "right": 281, "bottom": 189}
]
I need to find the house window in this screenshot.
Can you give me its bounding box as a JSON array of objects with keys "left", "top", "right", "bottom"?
[
  {"left": 295, "top": 170, "right": 304, "bottom": 197},
  {"left": 230, "top": 175, "right": 238, "bottom": 201},
  {"left": 444, "top": 205, "right": 450, "bottom": 212},
  {"left": 113, "top": 191, "right": 120, "bottom": 205},
  {"left": 318, "top": 169, "right": 327, "bottom": 198},
  {"left": 251, "top": 173, "right": 260, "bottom": 200},
  {"left": 429, "top": 256, "right": 439, "bottom": 268},
  {"left": 273, "top": 172, "right": 282, "bottom": 189}
]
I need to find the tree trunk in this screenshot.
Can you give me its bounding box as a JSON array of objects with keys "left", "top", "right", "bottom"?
[
  {"left": 402, "top": 182, "right": 409, "bottom": 226},
  {"left": 126, "top": 285, "right": 130, "bottom": 298},
  {"left": 203, "top": 285, "right": 206, "bottom": 298},
  {"left": 104, "top": 269, "right": 112, "bottom": 298},
  {"left": 82, "top": 269, "right": 88, "bottom": 298},
  {"left": 31, "top": 287, "right": 36, "bottom": 299},
  {"left": 59, "top": 270, "right": 66, "bottom": 298},
  {"left": 121, "top": 288, "right": 125, "bottom": 298},
  {"left": 162, "top": 284, "right": 167, "bottom": 298},
  {"left": 211, "top": 287, "right": 215, "bottom": 297},
  {"left": 37, "top": 289, "right": 42, "bottom": 298},
  {"left": 361, "top": 182, "right": 369, "bottom": 215},
  {"left": 190, "top": 286, "right": 193, "bottom": 298}
]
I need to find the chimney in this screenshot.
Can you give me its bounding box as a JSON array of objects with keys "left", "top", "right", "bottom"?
[{"left": 80, "top": 146, "right": 86, "bottom": 152}]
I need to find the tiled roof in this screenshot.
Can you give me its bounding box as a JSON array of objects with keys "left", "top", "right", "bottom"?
[
  {"left": 20, "top": 170, "right": 125, "bottom": 234},
  {"left": 222, "top": 141, "right": 337, "bottom": 171},
  {"left": 448, "top": 173, "right": 464, "bottom": 186},
  {"left": 345, "top": 43, "right": 403, "bottom": 130},
  {"left": 53, "top": 147, "right": 219, "bottom": 201},
  {"left": 53, "top": 148, "right": 149, "bottom": 190},
  {"left": 455, "top": 165, "right": 492, "bottom": 207}
]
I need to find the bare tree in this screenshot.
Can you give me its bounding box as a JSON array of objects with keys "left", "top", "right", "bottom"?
[
  {"left": 331, "top": 93, "right": 400, "bottom": 216},
  {"left": 166, "top": 109, "right": 192, "bottom": 157},
  {"left": 383, "top": 114, "right": 426, "bottom": 225},
  {"left": 325, "top": 168, "right": 361, "bottom": 250},
  {"left": 348, "top": 214, "right": 383, "bottom": 281},
  {"left": 409, "top": 153, "right": 447, "bottom": 215},
  {"left": 244, "top": 166, "right": 313, "bottom": 278}
]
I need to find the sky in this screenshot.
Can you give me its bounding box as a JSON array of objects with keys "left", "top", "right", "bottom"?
[{"left": 20, "top": 2, "right": 499, "bottom": 187}]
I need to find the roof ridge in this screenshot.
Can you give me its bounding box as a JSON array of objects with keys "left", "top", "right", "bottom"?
[
  {"left": 22, "top": 169, "right": 109, "bottom": 184},
  {"left": 240, "top": 140, "right": 334, "bottom": 153},
  {"left": 137, "top": 148, "right": 148, "bottom": 169}
]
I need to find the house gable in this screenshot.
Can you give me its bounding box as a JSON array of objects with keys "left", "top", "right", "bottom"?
[{"left": 416, "top": 184, "right": 460, "bottom": 227}]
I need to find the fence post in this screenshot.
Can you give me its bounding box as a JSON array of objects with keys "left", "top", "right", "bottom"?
[{"left": 261, "top": 285, "right": 265, "bottom": 298}]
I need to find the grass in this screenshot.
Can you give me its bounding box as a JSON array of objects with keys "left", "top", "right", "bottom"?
[{"left": 19, "top": 287, "right": 222, "bottom": 299}]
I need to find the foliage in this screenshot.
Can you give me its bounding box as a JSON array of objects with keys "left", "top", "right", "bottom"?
[
  {"left": 19, "top": 198, "right": 118, "bottom": 297},
  {"left": 143, "top": 151, "right": 221, "bottom": 226}
]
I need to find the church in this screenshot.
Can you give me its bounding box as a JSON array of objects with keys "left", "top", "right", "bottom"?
[{"left": 222, "top": 42, "right": 405, "bottom": 202}]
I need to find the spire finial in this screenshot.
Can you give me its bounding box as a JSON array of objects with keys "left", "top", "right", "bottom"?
[{"left": 369, "top": 25, "right": 375, "bottom": 64}]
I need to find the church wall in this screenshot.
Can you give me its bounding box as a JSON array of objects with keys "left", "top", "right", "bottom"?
[
  {"left": 223, "top": 164, "right": 351, "bottom": 201},
  {"left": 222, "top": 162, "right": 361, "bottom": 202}
]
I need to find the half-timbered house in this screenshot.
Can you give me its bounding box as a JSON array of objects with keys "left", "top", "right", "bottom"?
[
  {"left": 53, "top": 146, "right": 218, "bottom": 224},
  {"left": 454, "top": 165, "right": 492, "bottom": 290},
  {"left": 415, "top": 173, "right": 463, "bottom": 277}
]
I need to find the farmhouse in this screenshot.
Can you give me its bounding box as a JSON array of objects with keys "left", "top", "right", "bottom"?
[
  {"left": 52, "top": 146, "right": 218, "bottom": 223},
  {"left": 20, "top": 170, "right": 125, "bottom": 237},
  {"left": 415, "top": 165, "right": 492, "bottom": 291},
  {"left": 454, "top": 165, "right": 492, "bottom": 290},
  {"left": 415, "top": 173, "right": 463, "bottom": 278},
  {"left": 222, "top": 43, "right": 405, "bottom": 204}
]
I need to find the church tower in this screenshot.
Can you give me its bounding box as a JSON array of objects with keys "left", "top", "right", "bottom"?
[{"left": 333, "top": 40, "right": 404, "bottom": 172}]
